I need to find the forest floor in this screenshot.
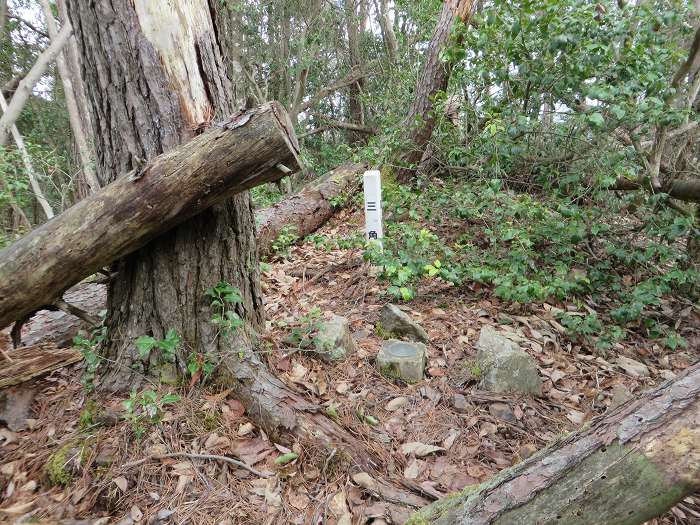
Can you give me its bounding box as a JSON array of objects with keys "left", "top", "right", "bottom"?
[{"left": 1, "top": 204, "right": 699, "bottom": 525}]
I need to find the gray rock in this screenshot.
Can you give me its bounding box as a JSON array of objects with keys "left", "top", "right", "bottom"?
[
  {"left": 488, "top": 402, "right": 516, "bottom": 422},
  {"left": 376, "top": 340, "right": 426, "bottom": 383},
  {"left": 476, "top": 326, "right": 542, "bottom": 396},
  {"left": 615, "top": 356, "right": 650, "bottom": 378},
  {"left": 379, "top": 304, "right": 429, "bottom": 343},
  {"left": 314, "top": 315, "right": 356, "bottom": 362},
  {"left": 452, "top": 393, "right": 471, "bottom": 414}
]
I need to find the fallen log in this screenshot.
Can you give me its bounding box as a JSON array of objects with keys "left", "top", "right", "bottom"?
[
  {"left": 6, "top": 162, "right": 367, "bottom": 347},
  {"left": 0, "top": 343, "right": 81, "bottom": 389},
  {"left": 611, "top": 176, "right": 700, "bottom": 203},
  {"left": 408, "top": 362, "right": 700, "bottom": 525},
  {"left": 256, "top": 161, "right": 367, "bottom": 255},
  {"left": 0, "top": 102, "right": 300, "bottom": 330}
]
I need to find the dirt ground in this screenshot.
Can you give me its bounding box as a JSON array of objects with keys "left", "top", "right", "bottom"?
[{"left": 1, "top": 207, "right": 699, "bottom": 525}]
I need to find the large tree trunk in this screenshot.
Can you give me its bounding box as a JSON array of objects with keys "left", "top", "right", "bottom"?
[
  {"left": 398, "top": 0, "right": 474, "bottom": 180},
  {"left": 0, "top": 103, "right": 300, "bottom": 331},
  {"left": 64, "top": 0, "right": 427, "bottom": 509},
  {"left": 409, "top": 363, "right": 700, "bottom": 525},
  {"left": 64, "top": 0, "right": 271, "bottom": 392}
]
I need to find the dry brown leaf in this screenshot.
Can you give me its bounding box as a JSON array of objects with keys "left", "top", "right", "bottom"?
[
  {"left": 226, "top": 399, "right": 246, "bottom": 419},
  {"left": 403, "top": 459, "right": 422, "bottom": 480},
  {"left": 351, "top": 472, "right": 378, "bottom": 492},
  {"left": 130, "top": 505, "right": 143, "bottom": 521},
  {"left": 399, "top": 442, "right": 445, "bottom": 457},
  {"left": 0, "top": 500, "right": 36, "bottom": 516},
  {"left": 442, "top": 430, "right": 460, "bottom": 450},
  {"left": 566, "top": 410, "right": 585, "bottom": 425},
  {"left": 0, "top": 428, "right": 18, "bottom": 445},
  {"left": 113, "top": 476, "right": 128, "bottom": 493},
  {"left": 175, "top": 475, "right": 192, "bottom": 494}
]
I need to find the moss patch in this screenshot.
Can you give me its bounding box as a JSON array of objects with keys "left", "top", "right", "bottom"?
[{"left": 46, "top": 444, "right": 76, "bottom": 486}]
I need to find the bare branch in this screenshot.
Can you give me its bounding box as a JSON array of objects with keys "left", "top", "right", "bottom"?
[
  {"left": 121, "top": 452, "right": 272, "bottom": 478},
  {"left": 298, "top": 62, "right": 374, "bottom": 112},
  {"left": 7, "top": 13, "right": 48, "bottom": 38},
  {"left": 0, "top": 21, "right": 72, "bottom": 146}
]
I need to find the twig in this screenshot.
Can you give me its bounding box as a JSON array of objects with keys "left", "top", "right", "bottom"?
[
  {"left": 0, "top": 346, "right": 13, "bottom": 362},
  {"left": 121, "top": 452, "right": 272, "bottom": 478},
  {"left": 54, "top": 298, "right": 100, "bottom": 326}
]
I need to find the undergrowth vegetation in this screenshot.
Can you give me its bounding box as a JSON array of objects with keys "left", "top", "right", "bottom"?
[{"left": 365, "top": 174, "right": 697, "bottom": 353}]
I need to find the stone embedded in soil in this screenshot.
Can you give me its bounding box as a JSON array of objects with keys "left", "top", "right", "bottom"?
[
  {"left": 376, "top": 339, "right": 427, "bottom": 383},
  {"left": 452, "top": 393, "right": 471, "bottom": 413},
  {"left": 476, "top": 326, "right": 542, "bottom": 396},
  {"left": 379, "top": 304, "right": 429, "bottom": 342},
  {"left": 314, "top": 315, "right": 356, "bottom": 363},
  {"left": 615, "top": 356, "right": 650, "bottom": 378},
  {"left": 488, "top": 402, "right": 516, "bottom": 422}
]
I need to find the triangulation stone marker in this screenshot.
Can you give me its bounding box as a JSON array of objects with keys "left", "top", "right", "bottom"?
[{"left": 377, "top": 339, "right": 426, "bottom": 383}]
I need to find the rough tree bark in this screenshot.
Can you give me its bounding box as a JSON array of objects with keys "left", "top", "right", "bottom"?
[
  {"left": 0, "top": 22, "right": 71, "bottom": 146},
  {"left": 611, "top": 176, "right": 700, "bottom": 203},
  {"left": 408, "top": 363, "right": 700, "bottom": 525},
  {"left": 398, "top": 0, "right": 475, "bottom": 180},
  {"left": 40, "top": 0, "right": 100, "bottom": 195},
  {"left": 0, "top": 103, "right": 300, "bottom": 331}
]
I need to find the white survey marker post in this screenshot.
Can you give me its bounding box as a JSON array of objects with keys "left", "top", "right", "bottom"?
[{"left": 363, "top": 170, "right": 383, "bottom": 247}]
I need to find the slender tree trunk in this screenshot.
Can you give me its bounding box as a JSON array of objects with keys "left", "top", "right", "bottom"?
[
  {"left": 375, "top": 0, "right": 398, "bottom": 63},
  {"left": 56, "top": 0, "right": 94, "bottom": 182},
  {"left": 64, "top": 0, "right": 429, "bottom": 509},
  {"left": 0, "top": 22, "right": 71, "bottom": 146},
  {"left": 398, "top": 0, "right": 474, "bottom": 180},
  {"left": 280, "top": 6, "right": 292, "bottom": 107},
  {"left": 40, "top": 0, "right": 99, "bottom": 195},
  {"left": 0, "top": 91, "right": 54, "bottom": 220},
  {"left": 0, "top": 0, "right": 6, "bottom": 35},
  {"left": 345, "top": 0, "right": 367, "bottom": 143},
  {"left": 410, "top": 363, "right": 700, "bottom": 525}
]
